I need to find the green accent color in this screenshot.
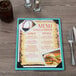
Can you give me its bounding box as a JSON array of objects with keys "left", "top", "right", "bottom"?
[
  {"left": 58, "top": 18, "right": 64, "bottom": 70},
  {"left": 55, "top": 55, "right": 60, "bottom": 58},
  {"left": 15, "top": 19, "right": 19, "bottom": 70}
]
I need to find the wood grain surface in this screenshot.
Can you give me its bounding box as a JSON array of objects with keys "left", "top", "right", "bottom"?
[{"left": 0, "top": 0, "right": 76, "bottom": 76}]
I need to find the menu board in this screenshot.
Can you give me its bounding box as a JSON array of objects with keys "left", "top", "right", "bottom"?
[{"left": 15, "top": 18, "right": 64, "bottom": 70}]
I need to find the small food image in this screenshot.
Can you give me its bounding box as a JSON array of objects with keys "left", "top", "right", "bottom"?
[
  {"left": 43, "top": 50, "right": 61, "bottom": 66},
  {"left": 22, "top": 21, "right": 35, "bottom": 31}
]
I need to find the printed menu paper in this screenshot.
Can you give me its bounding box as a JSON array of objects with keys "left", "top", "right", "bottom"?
[{"left": 15, "top": 18, "right": 64, "bottom": 70}]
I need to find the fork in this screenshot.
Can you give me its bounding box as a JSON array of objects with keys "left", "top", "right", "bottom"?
[{"left": 68, "top": 29, "right": 75, "bottom": 65}]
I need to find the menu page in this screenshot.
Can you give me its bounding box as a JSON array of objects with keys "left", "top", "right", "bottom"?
[
  {"left": 15, "top": 18, "right": 64, "bottom": 70},
  {"left": 19, "top": 20, "right": 60, "bottom": 67}
]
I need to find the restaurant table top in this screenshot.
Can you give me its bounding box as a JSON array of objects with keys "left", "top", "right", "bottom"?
[{"left": 0, "top": 0, "right": 76, "bottom": 76}]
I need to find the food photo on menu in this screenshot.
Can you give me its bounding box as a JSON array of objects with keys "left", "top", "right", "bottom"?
[{"left": 15, "top": 18, "right": 64, "bottom": 70}]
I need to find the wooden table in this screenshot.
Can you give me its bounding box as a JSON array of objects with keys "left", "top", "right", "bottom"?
[{"left": 0, "top": 0, "right": 76, "bottom": 76}]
